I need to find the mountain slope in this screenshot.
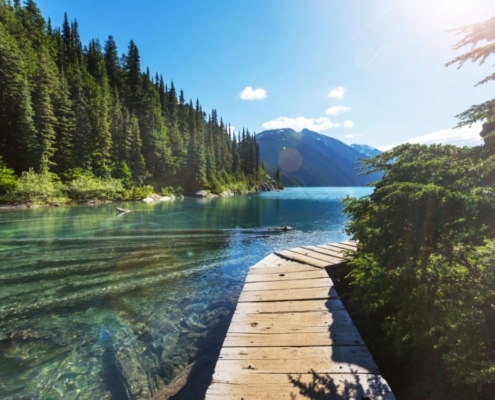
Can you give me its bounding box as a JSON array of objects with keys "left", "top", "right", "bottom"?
[
  {"left": 257, "top": 128, "right": 381, "bottom": 187},
  {"left": 350, "top": 144, "right": 382, "bottom": 158}
]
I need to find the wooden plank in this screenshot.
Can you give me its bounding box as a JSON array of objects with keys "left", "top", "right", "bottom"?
[
  {"left": 326, "top": 242, "right": 356, "bottom": 251},
  {"left": 206, "top": 373, "right": 395, "bottom": 400},
  {"left": 246, "top": 261, "right": 317, "bottom": 275},
  {"left": 223, "top": 327, "right": 364, "bottom": 347},
  {"left": 302, "top": 245, "right": 347, "bottom": 260},
  {"left": 289, "top": 247, "right": 345, "bottom": 264},
  {"left": 238, "top": 286, "right": 338, "bottom": 303},
  {"left": 230, "top": 310, "right": 353, "bottom": 328},
  {"left": 245, "top": 268, "right": 329, "bottom": 283},
  {"left": 226, "top": 324, "right": 361, "bottom": 335},
  {"left": 233, "top": 299, "right": 346, "bottom": 315},
  {"left": 341, "top": 240, "right": 358, "bottom": 248},
  {"left": 275, "top": 250, "right": 330, "bottom": 268},
  {"left": 249, "top": 253, "right": 283, "bottom": 269},
  {"left": 243, "top": 277, "right": 333, "bottom": 292},
  {"left": 219, "top": 345, "right": 375, "bottom": 361},
  {"left": 315, "top": 244, "right": 349, "bottom": 257},
  {"left": 213, "top": 346, "right": 379, "bottom": 374}
]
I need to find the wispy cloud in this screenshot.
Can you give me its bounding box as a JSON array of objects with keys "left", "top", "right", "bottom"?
[
  {"left": 345, "top": 134, "right": 355, "bottom": 139},
  {"left": 327, "top": 86, "right": 346, "bottom": 99},
  {"left": 378, "top": 123, "right": 484, "bottom": 151},
  {"left": 344, "top": 120, "right": 354, "bottom": 128},
  {"left": 239, "top": 86, "right": 267, "bottom": 101},
  {"left": 326, "top": 106, "right": 351, "bottom": 116},
  {"left": 262, "top": 116, "right": 339, "bottom": 133}
]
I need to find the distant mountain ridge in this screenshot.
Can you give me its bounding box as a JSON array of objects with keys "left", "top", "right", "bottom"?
[
  {"left": 350, "top": 144, "right": 382, "bottom": 158},
  {"left": 257, "top": 128, "right": 382, "bottom": 187}
]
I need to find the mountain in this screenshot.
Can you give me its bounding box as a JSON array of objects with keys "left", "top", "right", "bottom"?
[
  {"left": 257, "top": 128, "right": 382, "bottom": 187},
  {"left": 350, "top": 144, "right": 382, "bottom": 158}
]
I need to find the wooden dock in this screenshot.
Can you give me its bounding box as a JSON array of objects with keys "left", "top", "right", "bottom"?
[{"left": 206, "top": 241, "right": 396, "bottom": 400}]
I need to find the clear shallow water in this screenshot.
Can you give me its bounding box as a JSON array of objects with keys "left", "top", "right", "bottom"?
[{"left": 0, "top": 187, "right": 372, "bottom": 399}]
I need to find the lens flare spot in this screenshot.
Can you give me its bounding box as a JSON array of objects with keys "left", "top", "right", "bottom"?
[{"left": 278, "top": 147, "right": 303, "bottom": 173}]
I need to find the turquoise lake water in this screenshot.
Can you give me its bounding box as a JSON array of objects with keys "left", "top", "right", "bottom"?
[{"left": 0, "top": 187, "right": 372, "bottom": 399}]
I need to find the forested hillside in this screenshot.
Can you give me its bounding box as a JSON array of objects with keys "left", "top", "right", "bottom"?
[{"left": 0, "top": 0, "right": 265, "bottom": 202}]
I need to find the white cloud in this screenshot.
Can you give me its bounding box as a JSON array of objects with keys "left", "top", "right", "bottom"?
[
  {"left": 344, "top": 120, "right": 354, "bottom": 128},
  {"left": 326, "top": 106, "right": 351, "bottom": 116},
  {"left": 239, "top": 86, "right": 267, "bottom": 101},
  {"left": 262, "top": 116, "right": 339, "bottom": 133},
  {"left": 227, "top": 126, "right": 236, "bottom": 135},
  {"left": 345, "top": 134, "right": 355, "bottom": 139},
  {"left": 327, "top": 86, "right": 346, "bottom": 99},
  {"left": 378, "top": 123, "right": 484, "bottom": 151}
]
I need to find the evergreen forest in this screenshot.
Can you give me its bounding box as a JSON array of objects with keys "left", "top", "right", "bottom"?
[{"left": 0, "top": 0, "right": 267, "bottom": 204}]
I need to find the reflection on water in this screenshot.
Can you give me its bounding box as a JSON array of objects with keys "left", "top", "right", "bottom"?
[{"left": 0, "top": 187, "right": 371, "bottom": 399}]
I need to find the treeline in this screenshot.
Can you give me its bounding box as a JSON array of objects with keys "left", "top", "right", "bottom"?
[
  {"left": 0, "top": 0, "right": 265, "bottom": 202},
  {"left": 343, "top": 17, "right": 495, "bottom": 400}
]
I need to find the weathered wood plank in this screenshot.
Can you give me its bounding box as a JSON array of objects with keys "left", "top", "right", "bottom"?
[
  {"left": 213, "top": 346, "right": 379, "bottom": 374},
  {"left": 231, "top": 309, "right": 352, "bottom": 325},
  {"left": 226, "top": 324, "right": 363, "bottom": 335},
  {"left": 325, "top": 242, "right": 357, "bottom": 251},
  {"left": 302, "top": 245, "right": 347, "bottom": 260},
  {"left": 245, "top": 268, "right": 329, "bottom": 283},
  {"left": 223, "top": 327, "right": 364, "bottom": 347},
  {"left": 341, "top": 240, "right": 358, "bottom": 248},
  {"left": 233, "top": 299, "right": 346, "bottom": 315},
  {"left": 315, "top": 244, "right": 350, "bottom": 257},
  {"left": 243, "top": 277, "right": 333, "bottom": 292},
  {"left": 275, "top": 250, "right": 331, "bottom": 268},
  {"left": 206, "top": 373, "right": 395, "bottom": 400},
  {"left": 238, "top": 286, "right": 338, "bottom": 303},
  {"left": 249, "top": 253, "right": 284, "bottom": 269},
  {"left": 289, "top": 247, "right": 345, "bottom": 264},
  {"left": 246, "top": 261, "right": 317, "bottom": 275}
]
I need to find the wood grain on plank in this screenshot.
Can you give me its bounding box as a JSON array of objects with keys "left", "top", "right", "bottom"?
[
  {"left": 245, "top": 269, "right": 329, "bottom": 283},
  {"left": 325, "top": 242, "right": 357, "bottom": 251},
  {"left": 275, "top": 250, "right": 331, "bottom": 268},
  {"left": 223, "top": 328, "right": 364, "bottom": 347},
  {"left": 238, "top": 286, "right": 338, "bottom": 303},
  {"left": 243, "top": 277, "right": 333, "bottom": 292},
  {"left": 288, "top": 247, "right": 345, "bottom": 264},
  {"left": 230, "top": 307, "right": 352, "bottom": 323},
  {"left": 246, "top": 261, "right": 317, "bottom": 275},
  {"left": 233, "top": 299, "right": 346, "bottom": 315},
  {"left": 302, "top": 245, "right": 347, "bottom": 260},
  {"left": 213, "top": 349, "right": 379, "bottom": 374}
]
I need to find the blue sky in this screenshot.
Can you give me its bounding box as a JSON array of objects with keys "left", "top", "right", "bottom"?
[{"left": 37, "top": 0, "right": 495, "bottom": 150}]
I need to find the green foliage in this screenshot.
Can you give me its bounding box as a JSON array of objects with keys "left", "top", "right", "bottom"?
[
  {"left": 0, "top": 156, "right": 17, "bottom": 195},
  {"left": 8, "top": 168, "right": 66, "bottom": 204},
  {"left": 64, "top": 173, "right": 125, "bottom": 201},
  {"left": 343, "top": 143, "right": 495, "bottom": 398},
  {"left": 126, "top": 184, "right": 154, "bottom": 200}
]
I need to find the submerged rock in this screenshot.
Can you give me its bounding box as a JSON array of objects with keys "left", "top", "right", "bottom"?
[{"left": 115, "top": 346, "right": 152, "bottom": 400}]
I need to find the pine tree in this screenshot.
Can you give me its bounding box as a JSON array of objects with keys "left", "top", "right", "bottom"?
[
  {"left": 32, "top": 57, "right": 58, "bottom": 170},
  {"left": 52, "top": 73, "right": 75, "bottom": 173},
  {"left": 104, "top": 35, "right": 122, "bottom": 91},
  {"left": 124, "top": 40, "right": 142, "bottom": 114}
]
